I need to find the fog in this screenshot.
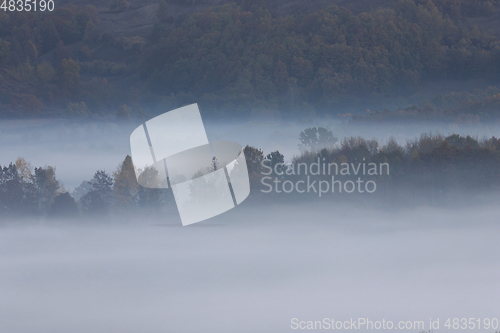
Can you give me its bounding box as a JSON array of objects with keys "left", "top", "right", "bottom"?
[
  {"left": 1, "top": 202, "right": 499, "bottom": 332},
  {"left": 2, "top": 115, "right": 499, "bottom": 331},
  {"left": 1, "top": 116, "right": 499, "bottom": 191}
]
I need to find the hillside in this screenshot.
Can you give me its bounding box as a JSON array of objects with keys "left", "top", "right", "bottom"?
[{"left": 0, "top": 0, "right": 499, "bottom": 120}]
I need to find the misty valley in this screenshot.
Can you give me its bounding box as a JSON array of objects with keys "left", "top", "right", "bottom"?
[{"left": 1, "top": 0, "right": 500, "bottom": 331}]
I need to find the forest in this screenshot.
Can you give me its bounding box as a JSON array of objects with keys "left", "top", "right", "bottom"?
[
  {"left": 0, "top": 0, "right": 499, "bottom": 118},
  {"left": 2, "top": 129, "right": 499, "bottom": 220}
]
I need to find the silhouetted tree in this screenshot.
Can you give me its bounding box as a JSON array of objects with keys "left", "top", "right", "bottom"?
[
  {"left": 0, "top": 163, "right": 38, "bottom": 216},
  {"left": 49, "top": 192, "right": 78, "bottom": 218},
  {"left": 264, "top": 151, "right": 286, "bottom": 174},
  {"left": 0, "top": 164, "right": 24, "bottom": 216},
  {"left": 80, "top": 170, "right": 113, "bottom": 216},
  {"left": 32, "top": 166, "right": 60, "bottom": 213},
  {"left": 135, "top": 167, "right": 161, "bottom": 211},
  {"left": 299, "top": 127, "right": 338, "bottom": 151},
  {"left": 113, "top": 155, "right": 138, "bottom": 211}
]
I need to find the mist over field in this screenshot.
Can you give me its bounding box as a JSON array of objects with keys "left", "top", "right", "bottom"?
[
  {"left": 1, "top": 0, "right": 500, "bottom": 331},
  {"left": 2, "top": 117, "right": 500, "bottom": 190},
  {"left": 1, "top": 202, "right": 499, "bottom": 333}
]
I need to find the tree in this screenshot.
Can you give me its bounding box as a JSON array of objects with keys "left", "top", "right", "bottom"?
[
  {"left": 244, "top": 145, "right": 264, "bottom": 175},
  {"left": 57, "top": 58, "right": 80, "bottom": 92},
  {"left": 157, "top": 1, "right": 170, "bottom": 22},
  {"left": 80, "top": 170, "right": 113, "bottom": 216},
  {"left": 32, "top": 166, "right": 60, "bottom": 213},
  {"left": 72, "top": 180, "right": 92, "bottom": 201},
  {"left": 37, "top": 62, "right": 56, "bottom": 82},
  {"left": 49, "top": 192, "right": 78, "bottom": 218},
  {"left": 299, "top": 127, "right": 338, "bottom": 151},
  {"left": 136, "top": 186, "right": 161, "bottom": 211},
  {"left": 382, "top": 137, "right": 404, "bottom": 154},
  {"left": 83, "top": 20, "right": 99, "bottom": 43},
  {"left": 66, "top": 101, "right": 88, "bottom": 118},
  {"left": 244, "top": 145, "right": 264, "bottom": 191},
  {"left": 22, "top": 94, "right": 43, "bottom": 113},
  {"left": 113, "top": 155, "right": 138, "bottom": 211},
  {"left": 137, "top": 166, "right": 161, "bottom": 188},
  {"left": 90, "top": 170, "right": 113, "bottom": 193},
  {"left": 109, "top": 0, "right": 129, "bottom": 12},
  {"left": 264, "top": 151, "right": 286, "bottom": 174},
  {"left": 135, "top": 166, "right": 161, "bottom": 210},
  {"left": 15, "top": 158, "right": 32, "bottom": 182}
]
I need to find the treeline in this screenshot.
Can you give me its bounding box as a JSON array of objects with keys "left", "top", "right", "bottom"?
[
  {"left": 1, "top": 0, "right": 500, "bottom": 117},
  {"left": 247, "top": 129, "right": 500, "bottom": 205},
  {"left": 0, "top": 156, "right": 174, "bottom": 220},
  {"left": 2, "top": 130, "right": 500, "bottom": 220}
]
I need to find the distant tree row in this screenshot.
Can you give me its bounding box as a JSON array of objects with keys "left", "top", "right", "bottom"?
[
  {"left": 245, "top": 129, "right": 500, "bottom": 205},
  {"left": 0, "top": 156, "right": 173, "bottom": 220},
  {"left": 2, "top": 130, "right": 500, "bottom": 220},
  {"left": 0, "top": 158, "right": 62, "bottom": 217}
]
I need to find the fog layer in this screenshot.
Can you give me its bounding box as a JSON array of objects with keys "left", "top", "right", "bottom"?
[{"left": 1, "top": 202, "right": 499, "bottom": 332}]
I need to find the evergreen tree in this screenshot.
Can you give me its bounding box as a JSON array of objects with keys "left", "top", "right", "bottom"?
[{"left": 113, "top": 155, "right": 138, "bottom": 211}]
